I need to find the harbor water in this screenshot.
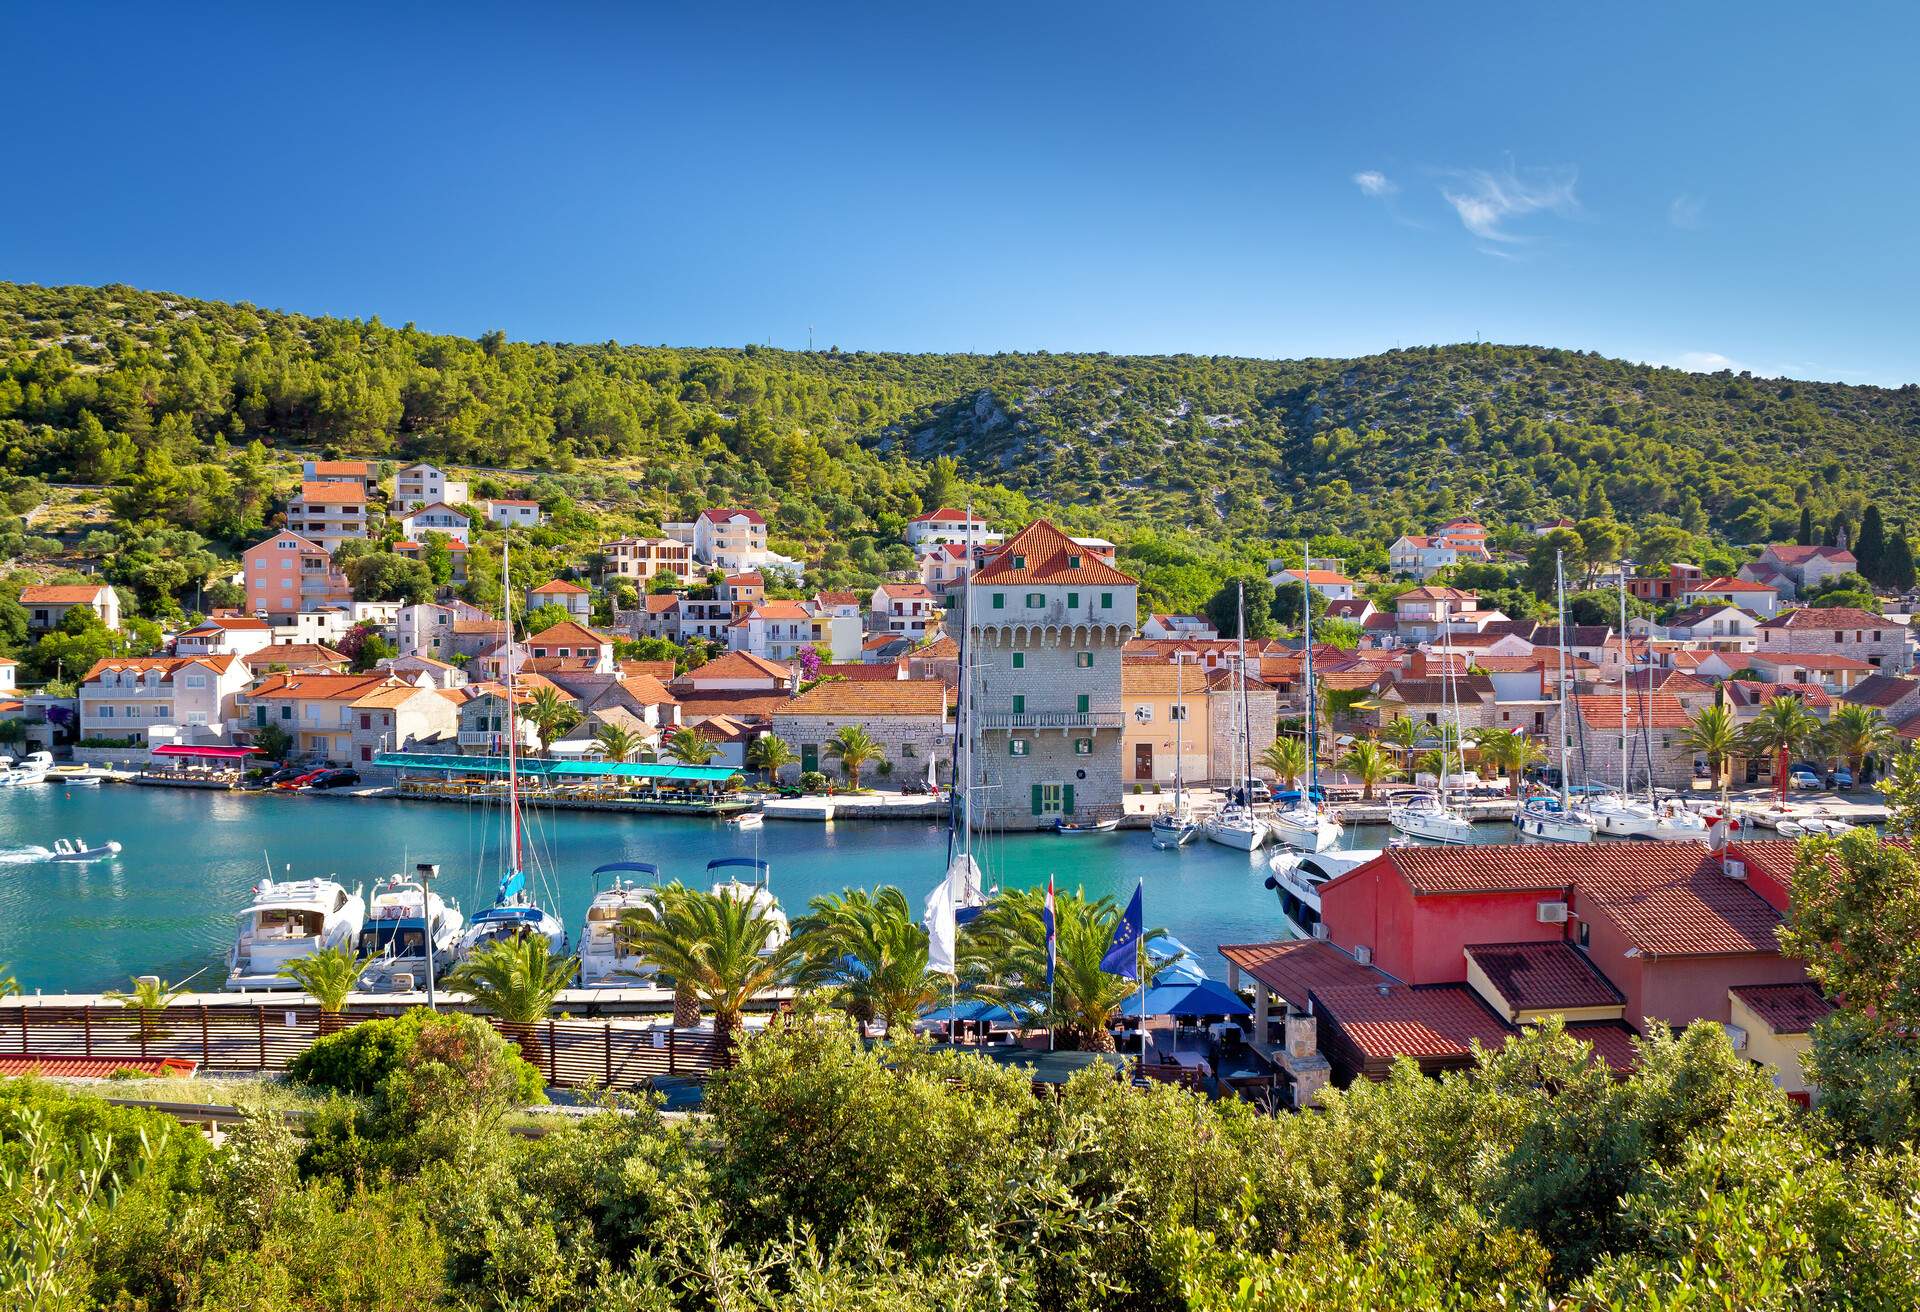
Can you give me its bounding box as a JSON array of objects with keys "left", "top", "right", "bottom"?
[{"left": 0, "top": 783, "right": 1525, "bottom": 994}]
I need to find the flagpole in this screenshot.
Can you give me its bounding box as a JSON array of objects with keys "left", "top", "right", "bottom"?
[{"left": 1139, "top": 883, "right": 1147, "bottom": 1073}]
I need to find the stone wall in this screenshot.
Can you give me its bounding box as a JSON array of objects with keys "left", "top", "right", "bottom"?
[
  {"left": 771, "top": 713, "right": 949, "bottom": 787},
  {"left": 1205, "top": 686, "right": 1280, "bottom": 784}
]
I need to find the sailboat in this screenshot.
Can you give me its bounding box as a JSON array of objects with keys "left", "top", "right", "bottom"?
[
  {"left": 1586, "top": 561, "right": 1663, "bottom": 838},
  {"left": 1270, "top": 553, "right": 1344, "bottom": 854},
  {"left": 1388, "top": 606, "right": 1474, "bottom": 844},
  {"left": 926, "top": 524, "right": 991, "bottom": 918},
  {"left": 1516, "top": 548, "right": 1596, "bottom": 843},
  {"left": 456, "top": 532, "right": 567, "bottom": 959},
  {"left": 1151, "top": 654, "right": 1199, "bottom": 848},
  {"left": 1205, "top": 582, "right": 1269, "bottom": 852}
]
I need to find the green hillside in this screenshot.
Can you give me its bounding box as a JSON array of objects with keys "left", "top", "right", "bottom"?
[{"left": 1, "top": 279, "right": 1915, "bottom": 566}]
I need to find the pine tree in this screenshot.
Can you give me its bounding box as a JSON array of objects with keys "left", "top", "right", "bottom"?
[
  {"left": 1884, "top": 530, "right": 1916, "bottom": 593},
  {"left": 1798, "top": 505, "right": 1814, "bottom": 546},
  {"left": 1855, "top": 504, "right": 1888, "bottom": 585}
]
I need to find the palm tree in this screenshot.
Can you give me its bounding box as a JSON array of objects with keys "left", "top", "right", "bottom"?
[
  {"left": 965, "top": 888, "right": 1161, "bottom": 1053},
  {"left": 1260, "top": 736, "right": 1309, "bottom": 788},
  {"left": 1380, "top": 715, "right": 1422, "bottom": 764},
  {"left": 593, "top": 723, "right": 641, "bottom": 764},
  {"left": 516, "top": 686, "right": 581, "bottom": 756},
  {"left": 1471, "top": 727, "right": 1546, "bottom": 790},
  {"left": 623, "top": 884, "right": 800, "bottom": 1042},
  {"left": 1338, "top": 739, "right": 1397, "bottom": 800},
  {"left": 825, "top": 724, "right": 885, "bottom": 790},
  {"left": 1678, "top": 704, "right": 1742, "bottom": 794},
  {"left": 1823, "top": 702, "right": 1894, "bottom": 783},
  {"left": 1740, "top": 695, "right": 1824, "bottom": 799},
  {"left": 791, "top": 887, "right": 940, "bottom": 1034},
  {"left": 104, "top": 975, "right": 189, "bottom": 1048},
  {"left": 664, "top": 726, "right": 717, "bottom": 766},
  {"left": 746, "top": 732, "right": 798, "bottom": 787},
  {"left": 278, "top": 945, "right": 370, "bottom": 1033},
  {"left": 444, "top": 935, "right": 581, "bottom": 1063},
  {"left": 0, "top": 963, "right": 18, "bottom": 998},
  {"left": 1414, "top": 748, "right": 1448, "bottom": 783}
]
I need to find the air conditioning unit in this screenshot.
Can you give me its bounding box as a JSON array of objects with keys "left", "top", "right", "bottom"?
[
  {"left": 1354, "top": 944, "right": 1371, "bottom": 965},
  {"left": 1721, "top": 1022, "right": 1748, "bottom": 1053},
  {"left": 1311, "top": 922, "right": 1329, "bottom": 940},
  {"left": 1723, "top": 859, "right": 1748, "bottom": 882},
  {"left": 1536, "top": 900, "right": 1570, "bottom": 924}
]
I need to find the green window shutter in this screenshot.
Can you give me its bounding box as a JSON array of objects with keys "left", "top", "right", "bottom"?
[
  {"left": 255, "top": 706, "right": 266, "bottom": 726},
  {"left": 992, "top": 592, "right": 1005, "bottom": 610},
  {"left": 1012, "top": 694, "right": 1025, "bottom": 713},
  {"left": 1101, "top": 592, "right": 1113, "bottom": 608},
  {"left": 1031, "top": 784, "right": 1043, "bottom": 815},
  {"left": 1067, "top": 591, "right": 1079, "bottom": 608},
  {"left": 1011, "top": 652, "right": 1024, "bottom": 669},
  {"left": 1077, "top": 652, "right": 1092, "bottom": 668},
  {"left": 1063, "top": 784, "right": 1075, "bottom": 813},
  {"left": 1077, "top": 694, "right": 1090, "bottom": 713}
]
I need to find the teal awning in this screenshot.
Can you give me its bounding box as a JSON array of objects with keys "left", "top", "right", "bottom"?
[{"left": 373, "top": 752, "right": 740, "bottom": 783}]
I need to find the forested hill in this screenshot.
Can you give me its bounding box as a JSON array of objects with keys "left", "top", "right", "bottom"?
[{"left": 3, "top": 280, "right": 1918, "bottom": 551}]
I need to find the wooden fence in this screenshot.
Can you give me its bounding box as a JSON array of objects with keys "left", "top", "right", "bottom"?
[{"left": 0, "top": 1004, "right": 726, "bottom": 1092}]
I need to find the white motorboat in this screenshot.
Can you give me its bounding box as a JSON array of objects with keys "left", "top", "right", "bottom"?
[
  {"left": 1798, "top": 817, "right": 1856, "bottom": 837},
  {"left": 1267, "top": 848, "right": 1381, "bottom": 939},
  {"left": 356, "top": 872, "right": 465, "bottom": 992},
  {"left": 57, "top": 775, "right": 101, "bottom": 788},
  {"left": 1585, "top": 793, "right": 1660, "bottom": 838},
  {"left": 225, "top": 874, "right": 367, "bottom": 989},
  {"left": 46, "top": 837, "right": 123, "bottom": 862},
  {"left": 577, "top": 862, "right": 664, "bottom": 987},
  {"left": 1513, "top": 794, "right": 1595, "bottom": 843},
  {"left": 1650, "top": 799, "right": 1711, "bottom": 842},
  {"left": 1269, "top": 802, "right": 1343, "bottom": 854},
  {"left": 1388, "top": 792, "right": 1475, "bottom": 844},
  {"left": 1204, "top": 804, "right": 1269, "bottom": 851},
  {"left": 1053, "top": 815, "right": 1120, "bottom": 835},
  {"left": 0, "top": 752, "right": 52, "bottom": 787},
  {"left": 708, "top": 857, "right": 788, "bottom": 950},
  {"left": 727, "top": 809, "right": 765, "bottom": 830}
]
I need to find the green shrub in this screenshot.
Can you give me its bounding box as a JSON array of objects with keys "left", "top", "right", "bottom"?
[
  {"left": 799, "top": 770, "right": 829, "bottom": 793},
  {"left": 288, "top": 1012, "right": 426, "bottom": 1095}
]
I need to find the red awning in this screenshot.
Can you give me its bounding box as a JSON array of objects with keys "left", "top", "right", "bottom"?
[{"left": 151, "top": 744, "right": 263, "bottom": 759}]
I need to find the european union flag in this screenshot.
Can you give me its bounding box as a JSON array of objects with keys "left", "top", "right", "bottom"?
[{"left": 1100, "top": 881, "right": 1144, "bottom": 979}]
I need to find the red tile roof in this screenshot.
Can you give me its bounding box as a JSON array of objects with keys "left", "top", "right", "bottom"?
[
  {"left": 1730, "top": 982, "right": 1833, "bottom": 1035},
  {"left": 970, "top": 519, "right": 1137, "bottom": 587},
  {"left": 1760, "top": 606, "right": 1885, "bottom": 630},
  {"left": 1761, "top": 544, "right": 1855, "bottom": 565},
  {"left": 1465, "top": 942, "right": 1624, "bottom": 1012},
  {"left": 818, "top": 662, "right": 907, "bottom": 681},
  {"left": 1575, "top": 847, "right": 1783, "bottom": 957},
  {"left": 531, "top": 579, "right": 588, "bottom": 595},
  {"left": 526, "top": 621, "right": 612, "bottom": 648},
  {"left": 1843, "top": 674, "right": 1920, "bottom": 708},
  {"left": 1329, "top": 846, "right": 1575, "bottom": 898},
  {"left": 20, "top": 584, "right": 111, "bottom": 604},
  {"left": 1565, "top": 1020, "right": 1641, "bottom": 1073},
  {"left": 643, "top": 594, "right": 680, "bottom": 615},
  {"left": 814, "top": 591, "right": 860, "bottom": 607},
  {"left": 674, "top": 690, "right": 792, "bottom": 724},
  {"left": 781, "top": 678, "right": 948, "bottom": 717},
  {"left": 81, "top": 654, "right": 238, "bottom": 682},
  {"left": 0, "top": 1055, "right": 198, "bottom": 1078},
  {"left": 1572, "top": 692, "right": 1692, "bottom": 731},
  {"left": 683, "top": 651, "right": 790, "bottom": 683},
  {"left": 1688, "top": 576, "right": 1777, "bottom": 594},
  {"left": 1315, "top": 983, "right": 1513, "bottom": 1064},
  {"left": 1750, "top": 652, "right": 1877, "bottom": 671},
  {"left": 1280, "top": 569, "right": 1355, "bottom": 586},
  {"left": 877, "top": 581, "right": 935, "bottom": 599},
  {"left": 1218, "top": 939, "right": 1395, "bottom": 1010},
  {"left": 293, "top": 480, "right": 366, "bottom": 505},
  {"left": 1396, "top": 586, "right": 1478, "bottom": 602},
  {"left": 911, "top": 507, "right": 984, "bottom": 524},
  {"left": 724, "top": 572, "right": 764, "bottom": 587},
  {"left": 700, "top": 507, "right": 766, "bottom": 525}
]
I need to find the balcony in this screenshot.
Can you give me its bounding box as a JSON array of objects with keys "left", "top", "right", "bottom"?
[{"left": 976, "top": 710, "right": 1123, "bottom": 730}]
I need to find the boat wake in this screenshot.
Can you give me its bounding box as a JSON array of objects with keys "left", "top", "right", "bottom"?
[{"left": 0, "top": 846, "right": 53, "bottom": 863}]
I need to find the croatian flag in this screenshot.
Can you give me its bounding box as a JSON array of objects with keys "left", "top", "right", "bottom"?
[
  {"left": 1043, "top": 875, "right": 1057, "bottom": 990},
  {"left": 1100, "top": 880, "right": 1144, "bottom": 980}
]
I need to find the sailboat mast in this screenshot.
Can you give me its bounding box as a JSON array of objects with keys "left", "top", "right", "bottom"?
[
  {"left": 1235, "top": 582, "right": 1250, "bottom": 794},
  {"left": 959, "top": 506, "right": 973, "bottom": 856},
  {"left": 503, "top": 536, "right": 523, "bottom": 879},
  {"left": 1617, "top": 560, "right": 1630, "bottom": 798},
  {"left": 1172, "top": 653, "right": 1184, "bottom": 809},
  {"left": 1554, "top": 549, "right": 1571, "bottom": 807},
  {"left": 1300, "top": 545, "right": 1316, "bottom": 794}
]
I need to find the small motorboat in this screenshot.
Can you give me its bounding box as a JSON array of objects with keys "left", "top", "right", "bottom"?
[
  {"left": 708, "top": 858, "right": 789, "bottom": 951},
  {"left": 46, "top": 837, "right": 122, "bottom": 863},
  {"left": 58, "top": 775, "right": 102, "bottom": 788},
  {"left": 578, "top": 862, "right": 664, "bottom": 987},
  {"left": 1054, "top": 815, "right": 1120, "bottom": 835},
  {"left": 1798, "top": 817, "right": 1856, "bottom": 837},
  {"left": 726, "top": 809, "right": 765, "bottom": 830},
  {"left": 0, "top": 752, "right": 53, "bottom": 787}
]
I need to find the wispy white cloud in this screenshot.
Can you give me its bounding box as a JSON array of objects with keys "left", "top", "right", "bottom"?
[
  {"left": 1439, "top": 165, "right": 1579, "bottom": 245},
  {"left": 1667, "top": 350, "right": 1744, "bottom": 373},
  {"left": 1352, "top": 170, "right": 1397, "bottom": 199},
  {"left": 1668, "top": 194, "right": 1705, "bottom": 229}
]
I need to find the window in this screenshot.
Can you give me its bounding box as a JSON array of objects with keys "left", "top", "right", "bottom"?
[
  {"left": 992, "top": 593, "right": 1005, "bottom": 610},
  {"left": 902, "top": 743, "right": 916, "bottom": 757},
  {"left": 1011, "top": 652, "right": 1024, "bottom": 669},
  {"left": 1067, "top": 592, "right": 1080, "bottom": 608},
  {"left": 1100, "top": 592, "right": 1113, "bottom": 609},
  {"left": 1170, "top": 705, "right": 1188, "bottom": 722},
  {"left": 1076, "top": 652, "right": 1093, "bottom": 668},
  {"left": 1074, "top": 738, "right": 1092, "bottom": 755},
  {"left": 1076, "top": 694, "right": 1090, "bottom": 713},
  {"left": 1068, "top": 555, "right": 1082, "bottom": 569},
  {"left": 1026, "top": 593, "right": 1045, "bottom": 607},
  {"left": 359, "top": 713, "right": 371, "bottom": 730},
  {"left": 1012, "top": 555, "right": 1026, "bottom": 570},
  {"left": 1012, "top": 695, "right": 1026, "bottom": 714},
  {"left": 1134, "top": 703, "right": 1154, "bottom": 722},
  {"left": 1010, "top": 738, "right": 1029, "bottom": 756},
  {"left": 184, "top": 674, "right": 207, "bottom": 689},
  {"left": 98, "top": 706, "right": 114, "bottom": 719}
]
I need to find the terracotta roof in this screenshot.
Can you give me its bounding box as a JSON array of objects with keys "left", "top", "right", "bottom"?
[
  {"left": 1730, "top": 982, "right": 1833, "bottom": 1035},
  {"left": 911, "top": 507, "right": 983, "bottom": 524},
  {"left": 1625, "top": 669, "right": 1715, "bottom": 695},
  {"left": 250, "top": 643, "right": 349, "bottom": 668},
  {"left": 186, "top": 616, "right": 272, "bottom": 633},
  {"left": 1465, "top": 942, "right": 1624, "bottom": 1012},
  {"left": 1219, "top": 939, "right": 1395, "bottom": 1010},
  {"left": 453, "top": 619, "right": 509, "bottom": 636},
  {"left": 781, "top": 678, "right": 947, "bottom": 717},
  {"left": 488, "top": 498, "right": 540, "bottom": 508},
  {"left": 814, "top": 591, "right": 860, "bottom": 607},
  {"left": 749, "top": 600, "right": 812, "bottom": 621},
  {"left": 1572, "top": 692, "right": 1691, "bottom": 731},
  {"left": 1750, "top": 652, "right": 1877, "bottom": 672},
  {"left": 723, "top": 573, "right": 764, "bottom": 587},
  {"left": 0, "top": 1055, "right": 198, "bottom": 1078},
  {"left": 877, "top": 581, "right": 936, "bottom": 600},
  {"left": 1315, "top": 983, "right": 1513, "bottom": 1065},
  {"left": 1325, "top": 599, "right": 1373, "bottom": 619},
  {"left": 969, "top": 519, "right": 1136, "bottom": 587},
  {"left": 700, "top": 507, "right": 766, "bottom": 525},
  {"left": 1842, "top": 674, "right": 1920, "bottom": 708},
  {"left": 350, "top": 683, "right": 432, "bottom": 710},
  {"left": 1760, "top": 607, "right": 1885, "bottom": 630},
  {"left": 81, "top": 654, "right": 238, "bottom": 682},
  {"left": 1575, "top": 847, "right": 1783, "bottom": 957},
  {"left": 1385, "top": 675, "right": 1495, "bottom": 705},
  {"left": 676, "top": 690, "right": 792, "bottom": 724},
  {"left": 1396, "top": 586, "right": 1478, "bottom": 602},
  {"left": 641, "top": 594, "right": 681, "bottom": 615},
  {"left": 245, "top": 672, "right": 398, "bottom": 702},
  {"left": 1724, "top": 680, "right": 1834, "bottom": 710},
  {"left": 620, "top": 659, "right": 676, "bottom": 681},
  {"left": 1688, "top": 576, "right": 1777, "bottom": 593},
  {"left": 615, "top": 674, "right": 677, "bottom": 705},
  {"left": 386, "top": 653, "right": 455, "bottom": 670},
  {"left": 1762, "top": 544, "right": 1855, "bottom": 565},
  {"left": 1665, "top": 603, "right": 1751, "bottom": 628},
  {"left": 1123, "top": 664, "right": 1220, "bottom": 696},
  {"left": 402, "top": 500, "right": 467, "bottom": 519},
  {"left": 684, "top": 651, "right": 790, "bottom": 683},
  {"left": 913, "top": 635, "right": 959, "bottom": 659},
  {"left": 293, "top": 481, "right": 365, "bottom": 505},
  {"left": 1565, "top": 1021, "right": 1641, "bottom": 1074},
  {"left": 1327, "top": 846, "right": 1574, "bottom": 899},
  {"left": 526, "top": 621, "right": 611, "bottom": 648},
  {"left": 818, "top": 662, "right": 906, "bottom": 681},
  {"left": 530, "top": 579, "right": 588, "bottom": 595},
  {"left": 20, "top": 584, "right": 111, "bottom": 604},
  {"left": 308, "top": 460, "right": 372, "bottom": 476},
  {"left": 1471, "top": 654, "right": 1555, "bottom": 673},
  {"left": 1280, "top": 569, "right": 1356, "bottom": 586}
]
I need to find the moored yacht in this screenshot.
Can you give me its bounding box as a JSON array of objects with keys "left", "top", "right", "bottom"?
[
  {"left": 577, "top": 861, "right": 664, "bottom": 987},
  {"left": 225, "top": 875, "right": 366, "bottom": 989},
  {"left": 1650, "top": 798, "right": 1710, "bottom": 842},
  {"left": 1206, "top": 583, "right": 1268, "bottom": 853},
  {"left": 0, "top": 752, "right": 52, "bottom": 787},
  {"left": 1514, "top": 793, "right": 1596, "bottom": 843},
  {"left": 1388, "top": 791, "right": 1475, "bottom": 844},
  {"left": 707, "top": 857, "right": 789, "bottom": 950},
  {"left": 1204, "top": 802, "right": 1269, "bottom": 851},
  {"left": 1266, "top": 848, "right": 1381, "bottom": 939},
  {"left": 1585, "top": 793, "right": 1659, "bottom": 838},
  {"left": 356, "top": 871, "right": 464, "bottom": 992},
  {"left": 1271, "top": 549, "right": 1345, "bottom": 855},
  {"left": 1269, "top": 793, "right": 1342, "bottom": 854}
]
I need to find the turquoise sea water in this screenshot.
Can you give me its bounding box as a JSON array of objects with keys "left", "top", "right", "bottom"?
[{"left": 0, "top": 783, "right": 1513, "bottom": 994}]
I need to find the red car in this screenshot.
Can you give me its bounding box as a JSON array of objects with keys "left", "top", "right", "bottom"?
[{"left": 273, "top": 769, "right": 328, "bottom": 791}]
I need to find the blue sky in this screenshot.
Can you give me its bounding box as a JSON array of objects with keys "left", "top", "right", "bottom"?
[{"left": 4, "top": 4, "right": 1916, "bottom": 384}]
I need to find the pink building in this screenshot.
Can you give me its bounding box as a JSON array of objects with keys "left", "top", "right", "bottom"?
[{"left": 242, "top": 532, "right": 352, "bottom": 623}]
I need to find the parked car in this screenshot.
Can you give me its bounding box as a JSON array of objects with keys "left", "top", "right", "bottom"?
[
  {"left": 273, "top": 769, "right": 328, "bottom": 791},
  {"left": 306, "top": 768, "right": 361, "bottom": 790},
  {"left": 1789, "top": 766, "right": 1822, "bottom": 790},
  {"left": 1245, "top": 778, "right": 1272, "bottom": 804},
  {"left": 262, "top": 765, "right": 310, "bottom": 785}
]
